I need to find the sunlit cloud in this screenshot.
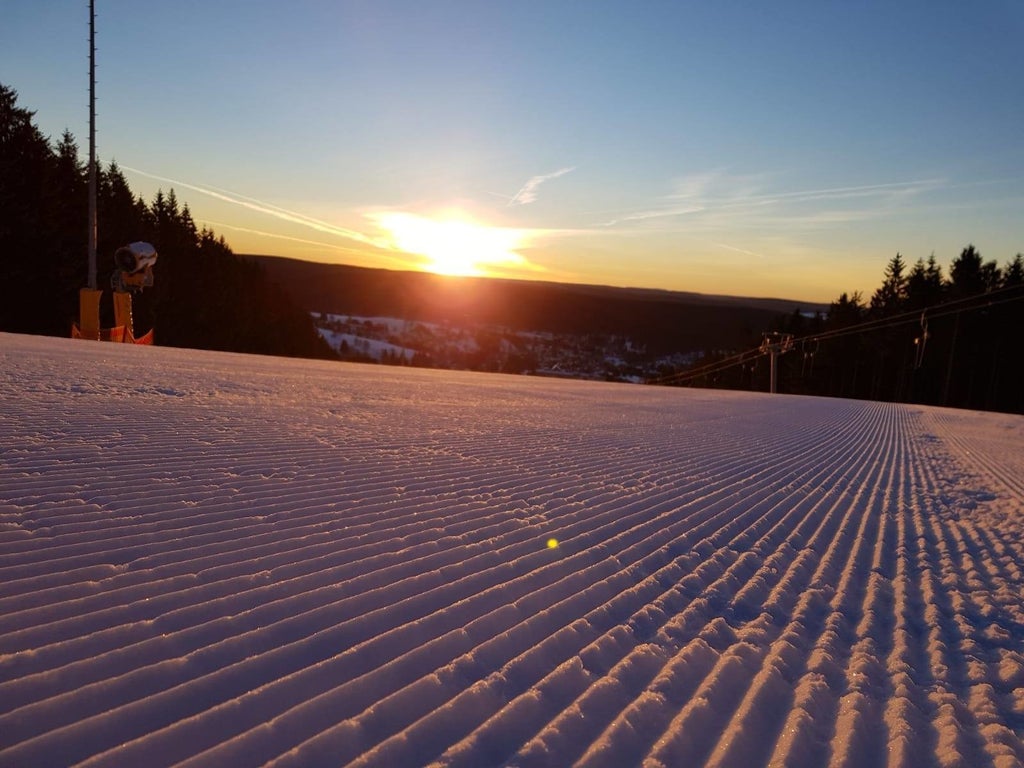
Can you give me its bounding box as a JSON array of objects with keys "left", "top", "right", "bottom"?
[{"left": 508, "top": 167, "right": 575, "bottom": 206}]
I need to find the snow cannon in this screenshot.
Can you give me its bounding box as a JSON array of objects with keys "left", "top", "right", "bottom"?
[
  {"left": 73, "top": 241, "right": 157, "bottom": 344},
  {"left": 112, "top": 241, "right": 158, "bottom": 292}
]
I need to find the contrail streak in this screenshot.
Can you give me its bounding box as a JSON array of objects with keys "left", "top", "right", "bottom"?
[
  {"left": 203, "top": 221, "right": 415, "bottom": 267},
  {"left": 122, "top": 166, "right": 391, "bottom": 250}
]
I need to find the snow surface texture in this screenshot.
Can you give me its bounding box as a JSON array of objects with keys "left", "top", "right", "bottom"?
[{"left": 2, "top": 332, "right": 1023, "bottom": 768}]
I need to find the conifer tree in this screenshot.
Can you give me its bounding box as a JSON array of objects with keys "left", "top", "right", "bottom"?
[
  {"left": 906, "top": 254, "right": 944, "bottom": 311},
  {"left": 1003, "top": 254, "right": 1024, "bottom": 287},
  {"left": 948, "top": 245, "right": 989, "bottom": 297},
  {"left": 870, "top": 253, "right": 907, "bottom": 316},
  {"left": 0, "top": 84, "right": 60, "bottom": 332}
]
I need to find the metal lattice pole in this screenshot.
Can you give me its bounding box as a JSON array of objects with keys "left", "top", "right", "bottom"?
[
  {"left": 760, "top": 332, "right": 794, "bottom": 394},
  {"left": 87, "top": 0, "right": 97, "bottom": 290}
]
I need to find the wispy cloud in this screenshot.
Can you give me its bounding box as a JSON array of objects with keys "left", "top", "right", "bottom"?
[
  {"left": 720, "top": 178, "right": 946, "bottom": 208},
  {"left": 507, "top": 167, "right": 575, "bottom": 206},
  {"left": 600, "top": 172, "right": 947, "bottom": 229}
]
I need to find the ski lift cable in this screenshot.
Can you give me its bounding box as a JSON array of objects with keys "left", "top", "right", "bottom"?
[
  {"left": 804, "top": 289, "right": 1024, "bottom": 349},
  {"left": 807, "top": 283, "right": 1024, "bottom": 346},
  {"left": 647, "top": 288, "right": 1024, "bottom": 387},
  {"left": 647, "top": 345, "right": 764, "bottom": 384},
  {"left": 647, "top": 347, "right": 763, "bottom": 386}
]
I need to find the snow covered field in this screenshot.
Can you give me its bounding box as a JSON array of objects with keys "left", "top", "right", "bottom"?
[{"left": 2, "top": 331, "right": 1023, "bottom": 768}]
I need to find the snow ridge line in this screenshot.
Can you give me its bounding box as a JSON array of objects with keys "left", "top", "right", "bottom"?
[{"left": 2, "top": 402, "right": 860, "bottom": 763}]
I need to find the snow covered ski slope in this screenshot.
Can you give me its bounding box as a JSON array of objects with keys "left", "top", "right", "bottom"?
[{"left": 1, "top": 332, "right": 1023, "bottom": 767}]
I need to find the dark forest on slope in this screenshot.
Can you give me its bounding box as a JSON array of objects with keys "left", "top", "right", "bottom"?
[
  {"left": 689, "top": 250, "right": 1023, "bottom": 414},
  {"left": 0, "top": 84, "right": 333, "bottom": 359},
  {"left": 786, "top": 250, "right": 1024, "bottom": 413}
]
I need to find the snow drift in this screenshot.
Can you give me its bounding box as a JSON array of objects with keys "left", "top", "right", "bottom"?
[{"left": 1, "top": 332, "right": 1022, "bottom": 767}]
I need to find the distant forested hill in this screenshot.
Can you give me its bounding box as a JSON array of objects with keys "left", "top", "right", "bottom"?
[{"left": 244, "top": 255, "right": 821, "bottom": 354}]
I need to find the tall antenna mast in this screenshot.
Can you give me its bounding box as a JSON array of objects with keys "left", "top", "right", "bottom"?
[{"left": 87, "top": 0, "right": 97, "bottom": 290}]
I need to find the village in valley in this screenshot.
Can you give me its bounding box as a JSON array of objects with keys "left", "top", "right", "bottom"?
[{"left": 312, "top": 312, "right": 703, "bottom": 382}]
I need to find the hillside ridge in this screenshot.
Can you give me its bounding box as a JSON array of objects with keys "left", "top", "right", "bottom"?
[
  {"left": 243, "top": 255, "right": 825, "bottom": 355},
  {"left": 244, "top": 254, "right": 826, "bottom": 315}
]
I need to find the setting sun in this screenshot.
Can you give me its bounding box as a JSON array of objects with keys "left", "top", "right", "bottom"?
[{"left": 372, "top": 212, "right": 532, "bottom": 277}]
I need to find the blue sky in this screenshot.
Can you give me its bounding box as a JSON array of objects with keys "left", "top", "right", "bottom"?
[{"left": 3, "top": 1, "right": 1022, "bottom": 302}]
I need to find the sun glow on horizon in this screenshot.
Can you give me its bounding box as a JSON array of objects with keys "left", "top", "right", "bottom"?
[{"left": 371, "top": 211, "right": 534, "bottom": 278}]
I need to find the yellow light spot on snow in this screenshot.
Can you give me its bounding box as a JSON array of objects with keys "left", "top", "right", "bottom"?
[{"left": 547, "top": 538, "right": 559, "bottom": 549}]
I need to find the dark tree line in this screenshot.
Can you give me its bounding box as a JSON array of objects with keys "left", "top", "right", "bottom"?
[
  {"left": 0, "top": 83, "right": 334, "bottom": 359},
  {"left": 769, "top": 248, "right": 1024, "bottom": 414}
]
